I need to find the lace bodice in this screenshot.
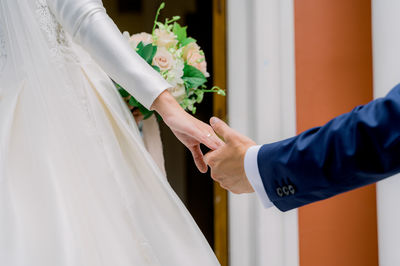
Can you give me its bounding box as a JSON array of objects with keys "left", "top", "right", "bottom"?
[
  {"left": 0, "top": 21, "right": 7, "bottom": 74},
  {"left": 35, "top": 0, "right": 78, "bottom": 63}
]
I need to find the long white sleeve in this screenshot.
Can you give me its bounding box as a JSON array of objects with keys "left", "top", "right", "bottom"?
[{"left": 46, "top": 0, "right": 171, "bottom": 109}]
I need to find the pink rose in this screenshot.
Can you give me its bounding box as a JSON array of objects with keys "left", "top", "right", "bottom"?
[
  {"left": 127, "top": 32, "right": 153, "bottom": 49},
  {"left": 154, "top": 29, "right": 178, "bottom": 49},
  {"left": 186, "top": 49, "right": 210, "bottom": 78},
  {"left": 183, "top": 42, "right": 201, "bottom": 59},
  {"left": 152, "top": 47, "right": 174, "bottom": 71}
]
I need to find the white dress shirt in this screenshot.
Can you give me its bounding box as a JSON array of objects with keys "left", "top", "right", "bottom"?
[{"left": 244, "top": 145, "right": 274, "bottom": 208}]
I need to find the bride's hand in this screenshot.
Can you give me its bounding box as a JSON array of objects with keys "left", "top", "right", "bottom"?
[{"left": 151, "top": 90, "right": 224, "bottom": 173}]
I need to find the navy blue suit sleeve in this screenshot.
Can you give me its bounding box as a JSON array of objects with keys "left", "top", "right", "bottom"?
[{"left": 258, "top": 84, "right": 400, "bottom": 212}]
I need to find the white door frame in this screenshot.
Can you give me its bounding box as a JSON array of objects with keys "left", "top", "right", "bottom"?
[
  {"left": 227, "top": 0, "right": 298, "bottom": 265},
  {"left": 372, "top": 1, "right": 400, "bottom": 265}
]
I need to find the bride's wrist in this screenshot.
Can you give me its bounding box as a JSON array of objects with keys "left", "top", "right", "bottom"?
[{"left": 151, "top": 90, "right": 183, "bottom": 121}]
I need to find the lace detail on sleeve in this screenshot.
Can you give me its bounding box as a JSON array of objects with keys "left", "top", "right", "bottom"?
[
  {"left": 35, "top": 0, "right": 79, "bottom": 63},
  {"left": 0, "top": 22, "right": 7, "bottom": 74}
]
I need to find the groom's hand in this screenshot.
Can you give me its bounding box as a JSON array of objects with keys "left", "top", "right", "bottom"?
[{"left": 204, "top": 117, "right": 255, "bottom": 194}]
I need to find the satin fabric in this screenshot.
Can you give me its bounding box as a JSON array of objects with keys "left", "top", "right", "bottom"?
[
  {"left": 0, "top": 0, "right": 220, "bottom": 265},
  {"left": 47, "top": 0, "right": 170, "bottom": 109}
]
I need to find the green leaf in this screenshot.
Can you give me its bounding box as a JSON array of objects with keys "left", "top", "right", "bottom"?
[
  {"left": 137, "top": 43, "right": 157, "bottom": 64},
  {"left": 113, "top": 81, "right": 130, "bottom": 98},
  {"left": 183, "top": 64, "right": 206, "bottom": 78},
  {"left": 181, "top": 37, "right": 196, "bottom": 47},
  {"left": 119, "top": 88, "right": 130, "bottom": 98},
  {"left": 129, "top": 96, "right": 140, "bottom": 107},
  {"left": 152, "top": 65, "right": 161, "bottom": 73},
  {"left": 112, "top": 78, "right": 157, "bottom": 120},
  {"left": 143, "top": 110, "right": 155, "bottom": 120},
  {"left": 173, "top": 22, "right": 187, "bottom": 44},
  {"left": 137, "top": 104, "right": 154, "bottom": 120},
  {"left": 182, "top": 64, "right": 207, "bottom": 88},
  {"left": 128, "top": 96, "right": 155, "bottom": 120},
  {"left": 183, "top": 77, "right": 207, "bottom": 89},
  {"left": 136, "top": 41, "right": 144, "bottom": 51}
]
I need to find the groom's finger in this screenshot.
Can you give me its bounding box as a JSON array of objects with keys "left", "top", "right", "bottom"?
[
  {"left": 210, "top": 117, "right": 234, "bottom": 143},
  {"left": 204, "top": 149, "right": 221, "bottom": 169},
  {"left": 205, "top": 151, "right": 225, "bottom": 183},
  {"left": 204, "top": 152, "right": 213, "bottom": 167},
  {"left": 190, "top": 145, "right": 207, "bottom": 173}
]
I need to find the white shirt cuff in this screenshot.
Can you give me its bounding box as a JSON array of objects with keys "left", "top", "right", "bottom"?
[{"left": 244, "top": 145, "right": 274, "bottom": 208}]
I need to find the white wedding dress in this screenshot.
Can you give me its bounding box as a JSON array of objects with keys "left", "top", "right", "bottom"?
[{"left": 0, "top": 0, "right": 220, "bottom": 265}]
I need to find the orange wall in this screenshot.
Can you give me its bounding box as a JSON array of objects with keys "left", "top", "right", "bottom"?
[{"left": 294, "top": 1, "right": 379, "bottom": 266}]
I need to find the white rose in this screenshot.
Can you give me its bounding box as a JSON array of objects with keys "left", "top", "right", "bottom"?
[
  {"left": 154, "top": 29, "right": 178, "bottom": 49},
  {"left": 152, "top": 47, "right": 174, "bottom": 71},
  {"left": 164, "top": 58, "right": 184, "bottom": 87},
  {"left": 168, "top": 84, "right": 186, "bottom": 103}
]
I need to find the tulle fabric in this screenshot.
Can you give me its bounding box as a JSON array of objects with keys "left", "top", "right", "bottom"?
[{"left": 0, "top": 1, "right": 219, "bottom": 265}]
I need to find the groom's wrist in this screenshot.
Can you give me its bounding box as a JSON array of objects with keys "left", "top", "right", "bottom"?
[{"left": 244, "top": 145, "right": 274, "bottom": 208}]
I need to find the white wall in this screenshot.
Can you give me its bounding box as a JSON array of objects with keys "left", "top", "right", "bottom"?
[
  {"left": 227, "top": 0, "right": 298, "bottom": 265},
  {"left": 372, "top": 1, "right": 400, "bottom": 265}
]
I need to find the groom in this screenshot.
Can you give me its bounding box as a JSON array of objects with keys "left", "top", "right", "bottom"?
[{"left": 204, "top": 84, "right": 400, "bottom": 212}]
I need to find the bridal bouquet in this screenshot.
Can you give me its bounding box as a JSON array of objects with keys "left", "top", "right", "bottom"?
[{"left": 117, "top": 2, "right": 225, "bottom": 120}]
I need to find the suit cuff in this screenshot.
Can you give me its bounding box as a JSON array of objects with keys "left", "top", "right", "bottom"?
[{"left": 244, "top": 145, "right": 274, "bottom": 208}]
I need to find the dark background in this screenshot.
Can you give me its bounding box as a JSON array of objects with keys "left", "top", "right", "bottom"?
[{"left": 103, "top": 0, "right": 215, "bottom": 246}]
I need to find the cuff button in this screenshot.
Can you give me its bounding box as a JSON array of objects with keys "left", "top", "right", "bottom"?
[
  {"left": 282, "top": 186, "right": 290, "bottom": 196},
  {"left": 288, "top": 185, "right": 296, "bottom": 195},
  {"left": 276, "top": 187, "right": 284, "bottom": 197}
]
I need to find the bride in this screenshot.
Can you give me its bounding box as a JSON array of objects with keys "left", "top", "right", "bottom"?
[{"left": 0, "top": 0, "right": 222, "bottom": 265}]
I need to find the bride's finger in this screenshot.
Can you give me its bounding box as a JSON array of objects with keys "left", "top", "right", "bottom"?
[
  {"left": 190, "top": 145, "right": 207, "bottom": 173},
  {"left": 198, "top": 127, "right": 224, "bottom": 150},
  {"left": 212, "top": 133, "right": 225, "bottom": 147}
]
